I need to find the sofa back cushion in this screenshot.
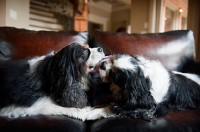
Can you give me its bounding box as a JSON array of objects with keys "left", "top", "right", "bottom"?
[
  {"left": 91, "top": 29, "right": 195, "bottom": 71},
  {"left": 0, "top": 27, "right": 88, "bottom": 60}
]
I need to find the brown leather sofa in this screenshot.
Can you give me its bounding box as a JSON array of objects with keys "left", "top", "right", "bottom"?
[{"left": 0, "top": 27, "right": 200, "bottom": 132}]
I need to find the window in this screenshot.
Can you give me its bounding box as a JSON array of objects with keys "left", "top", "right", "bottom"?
[{"left": 165, "top": 7, "right": 175, "bottom": 31}]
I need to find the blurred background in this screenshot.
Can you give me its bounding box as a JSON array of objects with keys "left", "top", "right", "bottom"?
[
  {"left": 0, "top": 0, "right": 199, "bottom": 59},
  {"left": 0, "top": 0, "right": 191, "bottom": 33}
]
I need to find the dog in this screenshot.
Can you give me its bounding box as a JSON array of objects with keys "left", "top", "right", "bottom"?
[
  {"left": 98, "top": 54, "right": 200, "bottom": 120},
  {"left": 0, "top": 43, "right": 112, "bottom": 121}
]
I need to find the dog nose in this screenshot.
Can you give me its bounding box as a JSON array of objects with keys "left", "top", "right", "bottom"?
[
  {"left": 100, "top": 61, "right": 106, "bottom": 70},
  {"left": 97, "top": 47, "right": 103, "bottom": 52}
]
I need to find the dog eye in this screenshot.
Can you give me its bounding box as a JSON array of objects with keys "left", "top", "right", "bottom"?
[{"left": 89, "top": 66, "right": 94, "bottom": 69}]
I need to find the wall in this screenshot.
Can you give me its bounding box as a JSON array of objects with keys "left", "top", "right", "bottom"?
[
  {"left": 0, "top": 0, "right": 30, "bottom": 29},
  {"left": 111, "top": 9, "right": 130, "bottom": 32},
  {"left": 88, "top": 1, "right": 111, "bottom": 31},
  {"left": 130, "top": 0, "right": 150, "bottom": 33},
  {"left": 0, "top": 0, "right": 6, "bottom": 26}
]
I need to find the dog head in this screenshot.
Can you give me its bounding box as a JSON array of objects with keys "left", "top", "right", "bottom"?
[
  {"left": 50, "top": 43, "right": 104, "bottom": 80},
  {"left": 99, "top": 54, "right": 152, "bottom": 108},
  {"left": 87, "top": 46, "right": 105, "bottom": 73},
  {"left": 36, "top": 43, "right": 104, "bottom": 108}
]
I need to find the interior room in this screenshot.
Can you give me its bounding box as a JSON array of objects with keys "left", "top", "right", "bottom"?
[{"left": 0, "top": 0, "right": 200, "bottom": 132}]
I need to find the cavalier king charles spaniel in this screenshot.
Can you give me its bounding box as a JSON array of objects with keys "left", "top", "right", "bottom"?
[
  {"left": 99, "top": 54, "right": 200, "bottom": 120},
  {"left": 0, "top": 43, "right": 112, "bottom": 121}
]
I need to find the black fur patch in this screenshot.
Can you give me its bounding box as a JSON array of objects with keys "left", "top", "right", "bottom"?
[{"left": 160, "top": 72, "right": 200, "bottom": 110}]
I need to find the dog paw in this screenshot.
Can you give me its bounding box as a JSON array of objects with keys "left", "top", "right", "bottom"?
[
  {"left": 82, "top": 107, "right": 94, "bottom": 112},
  {"left": 85, "top": 107, "right": 115, "bottom": 120}
]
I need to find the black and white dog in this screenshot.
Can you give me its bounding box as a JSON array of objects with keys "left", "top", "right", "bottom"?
[
  {"left": 99, "top": 54, "right": 200, "bottom": 120},
  {"left": 0, "top": 43, "right": 112, "bottom": 120}
]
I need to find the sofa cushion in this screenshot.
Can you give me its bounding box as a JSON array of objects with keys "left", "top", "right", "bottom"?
[
  {"left": 0, "top": 27, "right": 88, "bottom": 60},
  {"left": 91, "top": 30, "right": 195, "bottom": 71},
  {"left": 0, "top": 115, "right": 86, "bottom": 132},
  {"left": 89, "top": 109, "right": 200, "bottom": 132}
]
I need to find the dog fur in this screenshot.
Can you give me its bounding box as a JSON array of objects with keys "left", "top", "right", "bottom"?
[
  {"left": 99, "top": 54, "right": 200, "bottom": 120},
  {"left": 0, "top": 43, "right": 112, "bottom": 120}
]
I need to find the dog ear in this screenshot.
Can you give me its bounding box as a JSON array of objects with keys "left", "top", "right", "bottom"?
[
  {"left": 126, "top": 70, "right": 153, "bottom": 109},
  {"left": 48, "top": 51, "right": 76, "bottom": 90},
  {"left": 110, "top": 67, "right": 158, "bottom": 120},
  {"left": 51, "top": 44, "right": 87, "bottom": 86},
  {"left": 35, "top": 44, "right": 87, "bottom": 106},
  {"left": 110, "top": 68, "right": 153, "bottom": 109}
]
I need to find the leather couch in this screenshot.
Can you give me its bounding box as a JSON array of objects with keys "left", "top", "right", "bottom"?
[{"left": 0, "top": 27, "right": 200, "bottom": 132}]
